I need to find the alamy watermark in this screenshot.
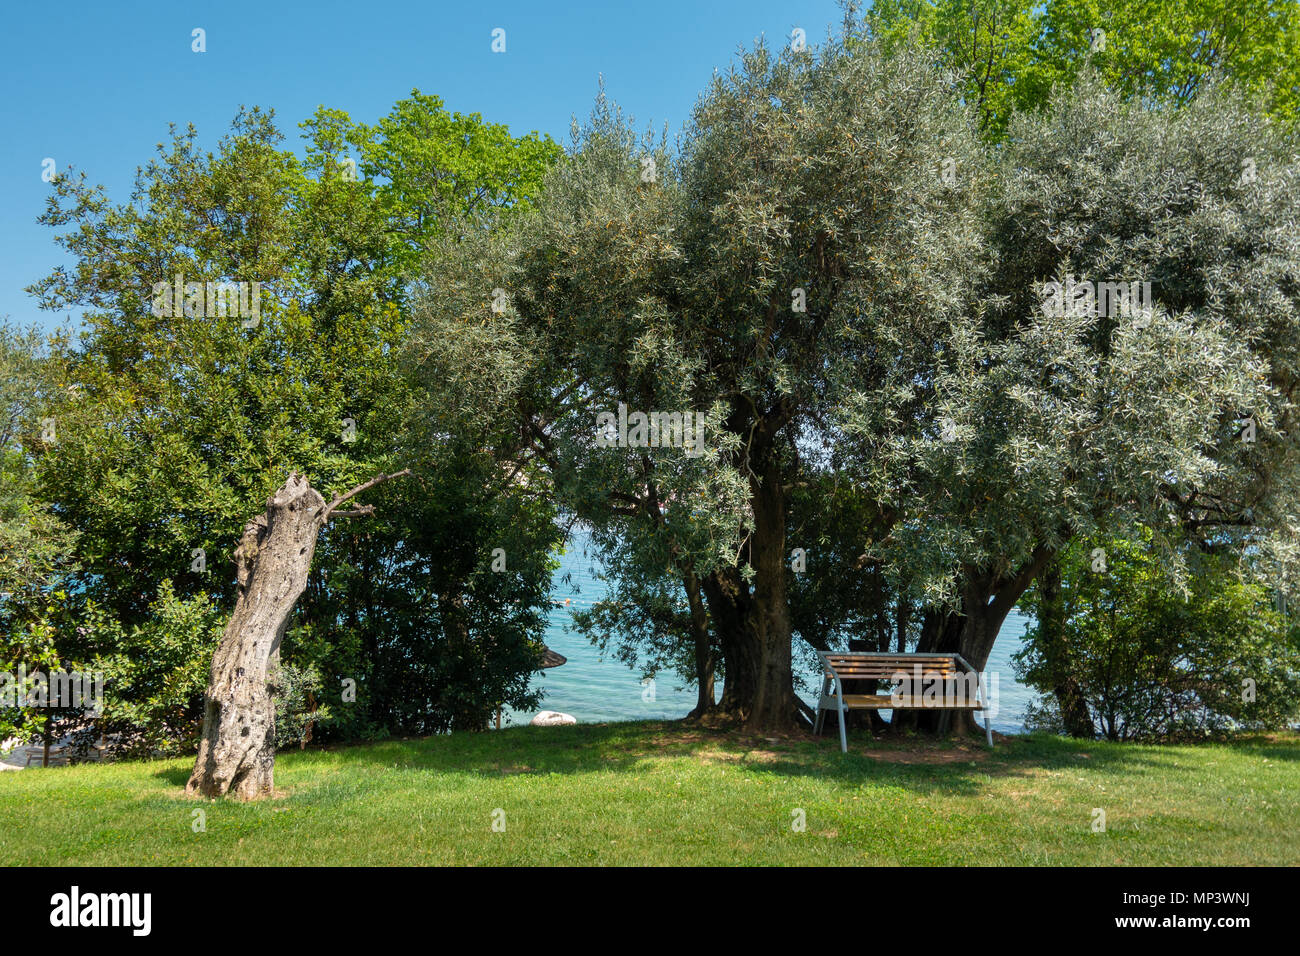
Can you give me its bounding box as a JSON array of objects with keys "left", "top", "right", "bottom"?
[
  {"left": 595, "top": 402, "right": 705, "bottom": 458},
  {"left": 0, "top": 665, "right": 104, "bottom": 716},
  {"left": 151, "top": 273, "right": 261, "bottom": 326},
  {"left": 49, "top": 886, "right": 150, "bottom": 936},
  {"left": 1036, "top": 276, "right": 1153, "bottom": 319},
  {"left": 888, "top": 665, "right": 999, "bottom": 719}
]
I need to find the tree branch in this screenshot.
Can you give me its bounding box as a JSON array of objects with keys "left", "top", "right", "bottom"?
[
  {"left": 329, "top": 506, "right": 376, "bottom": 519},
  {"left": 318, "top": 468, "right": 411, "bottom": 523}
]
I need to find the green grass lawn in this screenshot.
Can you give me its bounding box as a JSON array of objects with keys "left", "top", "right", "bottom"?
[{"left": 2, "top": 723, "right": 1296, "bottom": 866}]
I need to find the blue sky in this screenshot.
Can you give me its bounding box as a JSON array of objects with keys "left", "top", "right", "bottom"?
[{"left": 0, "top": 0, "right": 847, "bottom": 333}]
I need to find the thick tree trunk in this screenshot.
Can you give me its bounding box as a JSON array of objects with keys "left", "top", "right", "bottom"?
[
  {"left": 187, "top": 474, "right": 325, "bottom": 799},
  {"left": 700, "top": 455, "right": 802, "bottom": 732},
  {"left": 956, "top": 546, "right": 1057, "bottom": 672},
  {"left": 743, "top": 456, "right": 800, "bottom": 731},
  {"left": 703, "top": 567, "right": 758, "bottom": 717},
  {"left": 906, "top": 547, "right": 1056, "bottom": 736},
  {"left": 187, "top": 468, "right": 406, "bottom": 799},
  {"left": 894, "top": 608, "right": 961, "bottom": 731},
  {"left": 706, "top": 580, "right": 801, "bottom": 731}
]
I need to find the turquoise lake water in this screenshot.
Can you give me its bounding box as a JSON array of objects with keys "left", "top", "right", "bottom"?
[{"left": 505, "top": 532, "right": 1036, "bottom": 734}]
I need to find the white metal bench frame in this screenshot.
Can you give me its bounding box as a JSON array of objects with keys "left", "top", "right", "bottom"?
[{"left": 814, "top": 650, "right": 994, "bottom": 752}]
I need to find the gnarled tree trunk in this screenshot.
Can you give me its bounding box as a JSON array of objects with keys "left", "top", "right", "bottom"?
[
  {"left": 187, "top": 469, "right": 407, "bottom": 800},
  {"left": 904, "top": 546, "right": 1058, "bottom": 736},
  {"left": 1037, "top": 556, "right": 1094, "bottom": 738},
  {"left": 187, "top": 474, "right": 324, "bottom": 800},
  {"left": 700, "top": 453, "right": 804, "bottom": 733}
]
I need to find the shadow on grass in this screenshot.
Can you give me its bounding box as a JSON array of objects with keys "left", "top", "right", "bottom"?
[
  {"left": 233, "top": 720, "right": 1278, "bottom": 800},
  {"left": 1222, "top": 734, "right": 1300, "bottom": 762},
  {"left": 152, "top": 765, "right": 192, "bottom": 787}
]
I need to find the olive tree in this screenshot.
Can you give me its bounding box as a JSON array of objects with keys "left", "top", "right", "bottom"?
[
  {"left": 878, "top": 76, "right": 1300, "bottom": 689},
  {"left": 414, "top": 38, "right": 988, "bottom": 730}
]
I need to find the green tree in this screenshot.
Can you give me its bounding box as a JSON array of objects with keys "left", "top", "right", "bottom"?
[
  {"left": 26, "top": 94, "right": 563, "bottom": 748},
  {"left": 76, "top": 582, "right": 226, "bottom": 757},
  {"left": 1035, "top": 0, "right": 1300, "bottom": 122},
  {"left": 865, "top": 0, "right": 1300, "bottom": 139},
  {"left": 0, "top": 322, "right": 79, "bottom": 748},
  {"left": 414, "top": 39, "right": 989, "bottom": 730},
  {"left": 893, "top": 74, "right": 1300, "bottom": 689},
  {"left": 860, "top": 4, "right": 1300, "bottom": 726},
  {"left": 1017, "top": 534, "right": 1300, "bottom": 739},
  {"left": 865, "top": 0, "right": 1043, "bottom": 137},
  {"left": 417, "top": 28, "right": 1300, "bottom": 736}
]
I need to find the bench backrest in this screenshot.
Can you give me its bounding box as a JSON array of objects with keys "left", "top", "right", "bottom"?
[{"left": 817, "top": 651, "right": 968, "bottom": 680}]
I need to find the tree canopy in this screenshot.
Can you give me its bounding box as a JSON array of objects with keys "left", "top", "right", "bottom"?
[
  {"left": 10, "top": 93, "right": 564, "bottom": 751},
  {"left": 414, "top": 22, "right": 1300, "bottom": 731},
  {"left": 865, "top": 0, "right": 1300, "bottom": 138}
]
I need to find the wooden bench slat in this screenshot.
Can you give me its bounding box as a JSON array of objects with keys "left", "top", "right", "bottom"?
[
  {"left": 826, "top": 659, "right": 957, "bottom": 666},
  {"left": 833, "top": 694, "right": 987, "bottom": 709},
  {"left": 824, "top": 653, "right": 959, "bottom": 659},
  {"left": 826, "top": 671, "right": 957, "bottom": 677},
  {"left": 824, "top": 657, "right": 959, "bottom": 668},
  {"left": 826, "top": 658, "right": 957, "bottom": 665}
]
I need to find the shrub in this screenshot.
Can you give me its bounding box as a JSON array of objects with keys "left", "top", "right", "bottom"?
[{"left": 1016, "top": 536, "right": 1300, "bottom": 740}]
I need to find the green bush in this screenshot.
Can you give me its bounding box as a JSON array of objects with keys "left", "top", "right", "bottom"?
[
  {"left": 270, "top": 660, "right": 332, "bottom": 750},
  {"left": 87, "top": 582, "right": 225, "bottom": 757},
  {"left": 1017, "top": 535, "right": 1300, "bottom": 740}
]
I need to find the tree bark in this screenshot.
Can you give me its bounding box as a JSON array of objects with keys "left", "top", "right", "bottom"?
[
  {"left": 700, "top": 453, "right": 803, "bottom": 732},
  {"left": 743, "top": 454, "right": 801, "bottom": 731},
  {"left": 956, "top": 545, "right": 1057, "bottom": 672},
  {"left": 907, "top": 546, "right": 1057, "bottom": 736},
  {"left": 682, "top": 568, "right": 717, "bottom": 719},
  {"left": 894, "top": 608, "right": 961, "bottom": 731},
  {"left": 187, "top": 469, "right": 407, "bottom": 799},
  {"left": 703, "top": 566, "right": 758, "bottom": 718},
  {"left": 187, "top": 474, "right": 324, "bottom": 800}
]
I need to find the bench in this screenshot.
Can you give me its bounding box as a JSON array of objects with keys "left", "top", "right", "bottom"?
[
  {"left": 813, "top": 651, "right": 993, "bottom": 752},
  {"left": 24, "top": 745, "right": 69, "bottom": 767}
]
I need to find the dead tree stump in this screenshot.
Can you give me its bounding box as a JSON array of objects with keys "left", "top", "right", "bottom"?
[{"left": 187, "top": 469, "right": 407, "bottom": 800}]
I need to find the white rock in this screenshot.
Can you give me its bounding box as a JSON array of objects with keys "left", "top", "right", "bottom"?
[{"left": 530, "top": 710, "right": 577, "bottom": 727}]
